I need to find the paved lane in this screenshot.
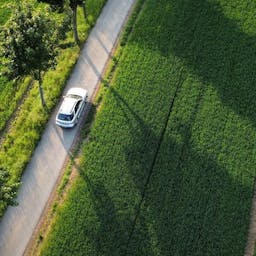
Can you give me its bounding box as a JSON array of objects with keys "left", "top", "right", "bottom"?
[{"left": 0, "top": 1, "right": 135, "bottom": 255}]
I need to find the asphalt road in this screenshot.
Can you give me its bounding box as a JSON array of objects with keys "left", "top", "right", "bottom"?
[{"left": 0, "top": 0, "right": 135, "bottom": 255}]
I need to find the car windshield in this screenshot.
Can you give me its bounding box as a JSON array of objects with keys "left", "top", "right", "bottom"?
[
  {"left": 58, "top": 113, "right": 74, "bottom": 121},
  {"left": 67, "top": 94, "right": 82, "bottom": 100}
]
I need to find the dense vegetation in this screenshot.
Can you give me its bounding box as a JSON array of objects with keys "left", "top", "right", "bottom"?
[
  {"left": 33, "top": 0, "right": 256, "bottom": 255},
  {"left": 0, "top": 0, "right": 106, "bottom": 215},
  {"left": 0, "top": 0, "right": 13, "bottom": 25},
  {"left": 0, "top": 0, "right": 29, "bottom": 134}
]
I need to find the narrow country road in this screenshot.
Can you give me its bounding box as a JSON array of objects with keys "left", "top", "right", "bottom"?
[{"left": 0, "top": 1, "right": 135, "bottom": 255}]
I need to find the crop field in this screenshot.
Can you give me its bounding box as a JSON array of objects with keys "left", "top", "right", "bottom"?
[{"left": 39, "top": 0, "right": 256, "bottom": 255}]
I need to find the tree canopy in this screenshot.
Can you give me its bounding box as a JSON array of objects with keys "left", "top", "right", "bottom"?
[
  {"left": 1, "top": 4, "right": 57, "bottom": 107},
  {"left": 37, "top": 0, "right": 87, "bottom": 45},
  {"left": 0, "top": 168, "right": 19, "bottom": 206},
  {"left": 37, "top": 0, "right": 85, "bottom": 9}
]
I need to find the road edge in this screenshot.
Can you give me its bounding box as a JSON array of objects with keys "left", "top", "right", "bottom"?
[{"left": 23, "top": 1, "right": 137, "bottom": 255}]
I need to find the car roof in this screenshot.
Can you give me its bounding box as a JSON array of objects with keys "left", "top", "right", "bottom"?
[
  {"left": 59, "top": 97, "right": 78, "bottom": 115},
  {"left": 67, "top": 87, "right": 87, "bottom": 98}
]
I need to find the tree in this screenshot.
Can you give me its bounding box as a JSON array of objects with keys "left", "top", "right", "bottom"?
[
  {"left": 38, "top": 0, "right": 87, "bottom": 45},
  {"left": 81, "top": 0, "right": 87, "bottom": 22},
  {"left": 1, "top": 4, "right": 57, "bottom": 109},
  {"left": 0, "top": 167, "right": 19, "bottom": 206},
  {"left": 69, "top": 0, "right": 80, "bottom": 45},
  {"left": 37, "top": 0, "right": 64, "bottom": 12}
]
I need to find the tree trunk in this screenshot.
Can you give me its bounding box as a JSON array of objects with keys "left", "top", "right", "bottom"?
[
  {"left": 81, "top": 0, "right": 87, "bottom": 22},
  {"left": 38, "top": 71, "right": 47, "bottom": 109},
  {"left": 72, "top": 5, "right": 80, "bottom": 45}
]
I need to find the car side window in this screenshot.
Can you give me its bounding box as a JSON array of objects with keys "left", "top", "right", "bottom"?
[{"left": 75, "top": 100, "right": 82, "bottom": 114}]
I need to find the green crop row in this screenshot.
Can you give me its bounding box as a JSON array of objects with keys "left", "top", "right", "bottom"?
[
  {"left": 0, "top": 0, "right": 107, "bottom": 217},
  {"left": 39, "top": 0, "right": 256, "bottom": 255}
]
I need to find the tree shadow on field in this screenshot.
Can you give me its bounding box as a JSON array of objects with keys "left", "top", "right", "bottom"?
[
  {"left": 133, "top": 137, "right": 253, "bottom": 256},
  {"left": 131, "top": 0, "right": 256, "bottom": 126},
  {"left": 79, "top": 170, "right": 155, "bottom": 256},
  {"left": 81, "top": 175, "right": 127, "bottom": 255},
  {"left": 109, "top": 87, "right": 253, "bottom": 255},
  {"left": 74, "top": 1, "right": 256, "bottom": 254},
  {"left": 76, "top": 84, "right": 157, "bottom": 256}
]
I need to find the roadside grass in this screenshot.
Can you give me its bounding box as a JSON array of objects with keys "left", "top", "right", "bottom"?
[
  {"left": 0, "top": 0, "right": 107, "bottom": 217},
  {"left": 0, "top": 77, "right": 32, "bottom": 133},
  {"left": 37, "top": 0, "right": 256, "bottom": 255}
]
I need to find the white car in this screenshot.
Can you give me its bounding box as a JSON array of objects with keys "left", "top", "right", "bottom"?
[{"left": 56, "top": 87, "right": 88, "bottom": 128}]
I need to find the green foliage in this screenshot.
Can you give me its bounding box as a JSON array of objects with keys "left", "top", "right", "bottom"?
[
  {"left": 38, "top": 0, "right": 88, "bottom": 45},
  {"left": 0, "top": 1, "right": 31, "bottom": 134},
  {"left": 2, "top": 4, "right": 57, "bottom": 79},
  {"left": 0, "top": 77, "right": 31, "bottom": 133},
  {"left": 37, "top": 0, "right": 64, "bottom": 10},
  {"left": 39, "top": 0, "right": 256, "bottom": 255},
  {"left": 0, "top": 167, "right": 19, "bottom": 206},
  {"left": 0, "top": 0, "right": 14, "bottom": 25},
  {"left": 1, "top": 2, "right": 58, "bottom": 107},
  {"left": 37, "top": 0, "right": 85, "bottom": 9},
  {"left": 0, "top": 0, "right": 106, "bottom": 217},
  {"left": 120, "top": 0, "right": 144, "bottom": 47}
]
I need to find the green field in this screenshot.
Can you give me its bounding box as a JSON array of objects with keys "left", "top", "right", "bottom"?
[{"left": 39, "top": 0, "right": 256, "bottom": 255}]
